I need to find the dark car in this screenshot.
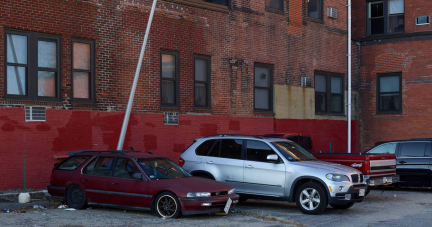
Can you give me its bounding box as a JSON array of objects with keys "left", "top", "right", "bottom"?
[
  {"left": 364, "top": 138, "right": 432, "bottom": 187},
  {"left": 48, "top": 151, "right": 239, "bottom": 218},
  {"left": 263, "top": 133, "right": 314, "bottom": 152}
]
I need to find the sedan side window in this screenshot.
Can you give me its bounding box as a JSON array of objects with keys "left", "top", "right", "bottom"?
[
  {"left": 220, "top": 139, "right": 243, "bottom": 159},
  {"left": 83, "top": 157, "right": 97, "bottom": 175},
  {"left": 114, "top": 158, "right": 140, "bottom": 179},
  {"left": 368, "top": 143, "right": 397, "bottom": 154},
  {"left": 246, "top": 140, "right": 277, "bottom": 162},
  {"left": 93, "top": 157, "right": 114, "bottom": 177},
  {"left": 400, "top": 142, "right": 427, "bottom": 157}
]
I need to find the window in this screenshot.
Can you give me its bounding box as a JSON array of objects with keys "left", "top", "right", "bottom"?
[
  {"left": 368, "top": 0, "right": 404, "bottom": 36},
  {"left": 308, "top": 0, "right": 323, "bottom": 19},
  {"left": 208, "top": 140, "right": 221, "bottom": 157},
  {"left": 314, "top": 72, "right": 344, "bottom": 115},
  {"left": 160, "top": 50, "right": 179, "bottom": 107},
  {"left": 57, "top": 156, "right": 91, "bottom": 171},
  {"left": 92, "top": 157, "right": 114, "bottom": 177},
  {"left": 254, "top": 64, "right": 273, "bottom": 112},
  {"left": 266, "top": 0, "right": 284, "bottom": 12},
  {"left": 416, "top": 16, "right": 430, "bottom": 25},
  {"left": 202, "top": 0, "right": 229, "bottom": 6},
  {"left": 5, "top": 29, "right": 61, "bottom": 101},
  {"left": 286, "top": 136, "right": 313, "bottom": 152},
  {"left": 83, "top": 157, "right": 97, "bottom": 175},
  {"left": 246, "top": 140, "right": 277, "bottom": 162},
  {"left": 114, "top": 158, "right": 140, "bottom": 179},
  {"left": 367, "top": 142, "right": 397, "bottom": 154},
  {"left": 72, "top": 39, "right": 95, "bottom": 103},
  {"left": 194, "top": 55, "right": 211, "bottom": 108},
  {"left": 400, "top": 142, "right": 427, "bottom": 157},
  {"left": 377, "top": 72, "right": 401, "bottom": 113},
  {"left": 220, "top": 139, "right": 243, "bottom": 159},
  {"left": 196, "top": 140, "right": 216, "bottom": 156}
]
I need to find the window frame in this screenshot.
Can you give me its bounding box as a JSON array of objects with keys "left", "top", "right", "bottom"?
[
  {"left": 253, "top": 63, "right": 274, "bottom": 113},
  {"left": 314, "top": 71, "right": 345, "bottom": 116},
  {"left": 376, "top": 72, "right": 402, "bottom": 114},
  {"left": 193, "top": 54, "right": 211, "bottom": 109},
  {"left": 366, "top": 0, "right": 405, "bottom": 36},
  {"left": 71, "top": 38, "right": 96, "bottom": 104},
  {"left": 160, "top": 50, "right": 180, "bottom": 108},
  {"left": 265, "top": 0, "right": 284, "bottom": 13},
  {"left": 308, "top": 0, "right": 324, "bottom": 21},
  {"left": 4, "top": 29, "right": 61, "bottom": 102}
]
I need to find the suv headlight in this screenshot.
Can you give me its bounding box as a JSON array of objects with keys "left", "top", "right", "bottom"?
[
  {"left": 326, "top": 173, "right": 350, "bottom": 182},
  {"left": 187, "top": 192, "right": 211, "bottom": 197},
  {"left": 228, "top": 188, "right": 235, "bottom": 194}
]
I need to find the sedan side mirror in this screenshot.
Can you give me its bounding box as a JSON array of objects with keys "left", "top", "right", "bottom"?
[
  {"left": 267, "top": 154, "right": 279, "bottom": 162},
  {"left": 132, "top": 173, "right": 144, "bottom": 180}
]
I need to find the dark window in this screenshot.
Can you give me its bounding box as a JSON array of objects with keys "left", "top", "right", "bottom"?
[
  {"left": 57, "top": 156, "right": 91, "bottom": 171},
  {"left": 400, "top": 142, "right": 427, "bottom": 157},
  {"left": 308, "top": 0, "right": 323, "bottom": 19},
  {"left": 368, "top": 0, "right": 404, "bottom": 36},
  {"left": 208, "top": 140, "right": 221, "bottom": 157},
  {"left": 83, "top": 157, "right": 97, "bottom": 175},
  {"left": 367, "top": 142, "right": 397, "bottom": 154},
  {"left": 287, "top": 136, "right": 313, "bottom": 152},
  {"left": 266, "top": 0, "right": 284, "bottom": 12},
  {"left": 377, "top": 72, "right": 401, "bottom": 113},
  {"left": 194, "top": 55, "right": 211, "bottom": 108},
  {"left": 202, "top": 0, "right": 229, "bottom": 6},
  {"left": 72, "top": 39, "right": 95, "bottom": 103},
  {"left": 5, "top": 29, "right": 61, "bottom": 101},
  {"left": 220, "top": 139, "right": 243, "bottom": 159},
  {"left": 114, "top": 158, "right": 140, "bottom": 179},
  {"left": 314, "top": 72, "right": 344, "bottom": 115},
  {"left": 254, "top": 64, "right": 273, "bottom": 112},
  {"left": 93, "top": 157, "right": 114, "bottom": 177},
  {"left": 196, "top": 140, "right": 216, "bottom": 156},
  {"left": 246, "top": 140, "right": 277, "bottom": 162},
  {"left": 160, "top": 50, "right": 179, "bottom": 107}
]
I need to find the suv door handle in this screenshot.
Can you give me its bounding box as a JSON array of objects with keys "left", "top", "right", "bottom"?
[
  {"left": 206, "top": 161, "right": 214, "bottom": 164},
  {"left": 399, "top": 161, "right": 406, "bottom": 164},
  {"left": 245, "top": 165, "right": 254, "bottom": 169}
]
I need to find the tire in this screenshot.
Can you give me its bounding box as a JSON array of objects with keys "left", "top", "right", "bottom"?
[
  {"left": 155, "top": 192, "right": 181, "bottom": 219},
  {"left": 365, "top": 187, "right": 371, "bottom": 196},
  {"left": 195, "top": 174, "right": 214, "bottom": 180},
  {"left": 66, "top": 185, "right": 87, "bottom": 209},
  {"left": 330, "top": 202, "right": 355, "bottom": 209},
  {"left": 295, "top": 182, "right": 328, "bottom": 215}
]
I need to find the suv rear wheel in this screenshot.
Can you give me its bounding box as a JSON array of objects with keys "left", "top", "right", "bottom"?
[{"left": 295, "top": 182, "right": 328, "bottom": 215}]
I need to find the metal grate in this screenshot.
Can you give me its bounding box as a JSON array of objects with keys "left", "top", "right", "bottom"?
[
  {"left": 163, "top": 112, "right": 178, "bottom": 125},
  {"left": 327, "top": 7, "right": 338, "bottom": 19},
  {"left": 301, "top": 77, "right": 312, "bottom": 88},
  {"left": 25, "top": 106, "right": 46, "bottom": 122}
]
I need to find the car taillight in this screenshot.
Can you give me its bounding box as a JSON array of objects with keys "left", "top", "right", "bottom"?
[
  {"left": 50, "top": 173, "right": 54, "bottom": 184},
  {"left": 179, "top": 157, "right": 185, "bottom": 167}
]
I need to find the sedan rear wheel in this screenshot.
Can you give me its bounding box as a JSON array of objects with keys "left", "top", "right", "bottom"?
[
  {"left": 155, "top": 192, "right": 181, "bottom": 218},
  {"left": 295, "top": 182, "right": 328, "bottom": 215},
  {"left": 66, "top": 185, "right": 87, "bottom": 209}
]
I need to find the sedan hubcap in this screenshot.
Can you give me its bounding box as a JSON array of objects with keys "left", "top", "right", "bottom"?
[{"left": 299, "top": 188, "right": 320, "bottom": 211}]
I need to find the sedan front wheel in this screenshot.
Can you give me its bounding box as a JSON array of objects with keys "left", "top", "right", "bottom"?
[{"left": 155, "top": 192, "right": 181, "bottom": 218}]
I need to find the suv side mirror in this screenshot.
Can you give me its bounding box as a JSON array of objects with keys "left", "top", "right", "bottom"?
[
  {"left": 267, "top": 154, "right": 279, "bottom": 162},
  {"left": 132, "top": 173, "right": 144, "bottom": 180}
]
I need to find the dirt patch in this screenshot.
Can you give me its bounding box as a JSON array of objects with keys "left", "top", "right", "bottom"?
[{"left": 236, "top": 210, "right": 307, "bottom": 227}]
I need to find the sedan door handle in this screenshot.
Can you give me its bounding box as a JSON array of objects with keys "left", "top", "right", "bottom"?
[
  {"left": 82, "top": 179, "right": 89, "bottom": 182},
  {"left": 245, "top": 165, "right": 254, "bottom": 169},
  {"left": 206, "top": 161, "right": 214, "bottom": 164},
  {"left": 399, "top": 161, "right": 406, "bottom": 164},
  {"left": 112, "top": 182, "right": 119, "bottom": 185}
]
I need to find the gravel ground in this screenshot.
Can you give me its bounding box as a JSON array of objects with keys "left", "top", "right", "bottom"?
[{"left": 1, "top": 188, "right": 431, "bottom": 227}]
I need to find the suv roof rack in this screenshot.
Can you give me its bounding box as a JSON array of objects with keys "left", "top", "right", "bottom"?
[{"left": 204, "top": 134, "right": 264, "bottom": 139}]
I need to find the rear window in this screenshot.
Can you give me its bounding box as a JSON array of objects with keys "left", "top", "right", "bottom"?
[
  {"left": 57, "top": 155, "right": 91, "bottom": 171},
  {"left": 196, "top": 140, "right": 216, "bottom": 156}
]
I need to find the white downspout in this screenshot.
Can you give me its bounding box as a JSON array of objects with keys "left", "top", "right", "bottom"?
[
  {"left": 117, "top": 0, "right": 158, "bottom": 150},
  {"left": 347, "top": 0, "right": 352, "bottom": 153}
]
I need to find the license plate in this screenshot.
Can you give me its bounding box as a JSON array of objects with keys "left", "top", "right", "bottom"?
[
  {"left": 386, "top": 177, "right": 392, "bottom": 183},
  {"left": 359, "top": 189, "right": 365, "bottom": 197},
  {"left": 224, "top": 198, "right": 233, "bottom": 214}
]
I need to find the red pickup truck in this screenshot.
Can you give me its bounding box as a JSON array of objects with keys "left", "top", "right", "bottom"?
[{"left": 264, "top": 133, "right": 400, "bottom": 195}]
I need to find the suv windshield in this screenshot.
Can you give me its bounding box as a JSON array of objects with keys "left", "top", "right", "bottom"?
[
  {"left": 136, "top": 157, "right": 191, "bottom": 180},
  {"left": 272, "top": 141, "right": 317, "bottom": 161}
]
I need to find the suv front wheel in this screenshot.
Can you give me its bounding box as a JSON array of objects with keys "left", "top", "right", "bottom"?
[{"left": 295, "top": 182, "right": 328, "bottom": 215}]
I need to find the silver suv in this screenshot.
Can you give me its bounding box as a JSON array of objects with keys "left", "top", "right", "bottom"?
[{"left": 180, "top": 135, "right": 367, "bottom": 214}]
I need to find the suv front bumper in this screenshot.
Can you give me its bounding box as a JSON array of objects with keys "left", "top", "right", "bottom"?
[
  {"left": 366, "top": 174, "right": 399, "bottom": 186},
  {"left": 328, "top": 184, "right": 367, "bottom": 206}
]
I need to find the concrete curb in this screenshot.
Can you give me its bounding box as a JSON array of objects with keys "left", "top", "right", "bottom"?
[{"left": 0, "top": 190, "right": 50, "bottom": 202}]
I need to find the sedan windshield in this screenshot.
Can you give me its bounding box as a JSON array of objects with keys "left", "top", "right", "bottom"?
[
  {"left": 272, "top": 141, "right": 317, "bottom": 161},
  {"left": 136, "top": 157, "right": 191, "bottom": 180}
]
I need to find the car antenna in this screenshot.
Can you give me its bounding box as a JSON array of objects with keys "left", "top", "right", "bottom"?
[{"left": 130, "top": 147, "right": 135, "bottom": 152}]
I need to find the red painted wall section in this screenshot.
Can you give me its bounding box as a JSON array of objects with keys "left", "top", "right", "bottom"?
[{"left": 275, "top": 119, "right": 359, "bottom": 154}]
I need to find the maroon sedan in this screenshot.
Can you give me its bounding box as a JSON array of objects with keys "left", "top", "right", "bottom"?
[{"left": 48, "top": 151, "right": 239, "bottom": 218}]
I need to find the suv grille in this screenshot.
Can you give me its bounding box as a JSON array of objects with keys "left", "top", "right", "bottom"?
[{"left": 351, "top": 174, "right": 364, "bottom": 183}]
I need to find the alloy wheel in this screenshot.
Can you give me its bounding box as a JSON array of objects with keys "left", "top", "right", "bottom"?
[
  {"left": 157, "top": 195, "right": 177, "bottom": 218},
  {"left": 299, "top": 188, "right": 320, "bottom": 211}
]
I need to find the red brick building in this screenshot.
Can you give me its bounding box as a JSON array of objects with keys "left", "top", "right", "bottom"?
[
  {"left": 352, "top": 0, "right": 432, "bottom": 151},
  {"left": 0, "top": 0, "right": 358, "bottom": 189}
]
